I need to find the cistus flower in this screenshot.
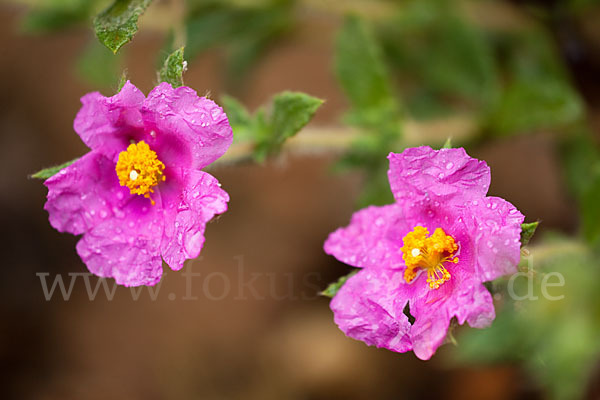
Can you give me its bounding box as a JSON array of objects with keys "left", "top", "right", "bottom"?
[
  {"left": 324, "top": 146, "right": 524, "bottom": 360},
  {"left": 44, "top": 81, "right": 232, "bottom": 286}
]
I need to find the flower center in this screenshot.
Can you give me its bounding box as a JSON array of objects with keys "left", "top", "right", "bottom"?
[
  {"left": 115, "top": 140, "right": 165, "bottom": 204},
  {"left": 401, "top": 226, "right": 459, "bottom": 289}
]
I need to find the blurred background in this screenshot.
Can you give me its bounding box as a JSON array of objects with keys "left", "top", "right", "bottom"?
[{"left": 1, "top": 0, "right": 600, "bottom": 399}]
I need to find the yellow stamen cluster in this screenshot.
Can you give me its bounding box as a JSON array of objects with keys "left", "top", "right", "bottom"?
[
  {"left": 401, "top": 226, "right": 459, "bottom": 289},
  {"left": 115, "top": 140, "right": 165, "bottom": 204}
]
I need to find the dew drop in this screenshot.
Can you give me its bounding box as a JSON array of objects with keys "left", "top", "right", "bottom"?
[{"left": 446, "top": 162, "right": 454, "bottom": 170}]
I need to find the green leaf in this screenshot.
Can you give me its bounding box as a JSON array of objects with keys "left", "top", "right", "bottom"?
[
  {"left": 221, "top": 95, "right": 254, "bottom": 143},
  {"left": 94, "top": 0, "right": 152, "bottom": 54},
  {"left": 489, "top": 80, "right": 584, "bottom": 136},
  {"left": 254, "top": 92, "right": 323, "bottom": 161},
  {"left": 270, "top": 92, "right": 324, "bottom": 143},
  {"left": 520, "top": 222, "right": 539, "bottom": 247},
  {"left": 159, "top": 47, "right": 186, "bottom": 88},
  {"left": 561, "top": 132, "right": 600, "bottom": 245},
  {"left": 441, "top": 137, "right": 453, "bottom": 149},
  {"left": 117, "top": 70, "right": 128, "bottom": 92},
  {"left": 31, "top": 159, "right": 78, "bottom": 180},
  {"left": 335, "top": 15, "right": 394, "bottom": 112},
  {"left": 320, "top": 270, "right": 358, "bottom": 298},
  {"left": 221, "top": 95, "right": 251, "bottom": 126}
]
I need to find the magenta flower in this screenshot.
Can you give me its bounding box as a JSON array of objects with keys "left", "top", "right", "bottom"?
[
  {"left": 324, "top": 146, "right": 524, "bottom": 360},
  {"left": 44, "top": 82, "right": 232, "bottom": 286}
]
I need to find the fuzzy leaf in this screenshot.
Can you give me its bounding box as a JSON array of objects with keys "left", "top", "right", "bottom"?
[
  {"left": 335, "top": 15, "right": 394, "bottom": 112},
  {"left": 31, "top": 159, "right": 78, "bottom": 180},
  {"left": 254, "top": 92, "right": 323, "bottom": 161},
  {"left": 270, "top": 92, "right": 324, "bottom": 143},
  {"left": 94, "top": 0, "right": 152, "bottom": 54},
  {"left": 221, "top": 95, "right": 254, "bottom": 143},
  {"left": 520, "top": 222, "right": 539, "bottom": 247},
  {"left": 159, "top": 47, "right": 186, "bottom": 88},
  {"left": 117, "top": 70, "right": 128, "bottom": 92},
  {"left": 321, "top": 270, "right": 358, "bottom": 298}
]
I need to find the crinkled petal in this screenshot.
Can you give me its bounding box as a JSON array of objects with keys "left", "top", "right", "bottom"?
[
  {"left": 388, "top": 147, "right": 490, "bottom": 204},
  {"left": 76, "top": 195, "right": 164, "bottom": 287},
  {"left": 324, "top": 204, "right": 409, "bottom": 270},
  {"left": 73, "top": 81, "right": 145, "bottom": 158},
  {"left": 462, "top": 196, "right": 524, "bottom": 282},
  {"left": 408, "top": 305, "right": 450, "bottom": 360},
  {"left": 161, "top": 170, "right": 229, "bottom": 271},
  {"left": 142, "top": 83, "right": 233, "bottom": 170},
  {"left": 405, "top": 276, "right": 494, "bottom": 360},
  {"left": 44, "top": 151, "right": 131, "bottom": 235},
  {"left": 331, "top": 268, "right": 412, "bottom": 352}
]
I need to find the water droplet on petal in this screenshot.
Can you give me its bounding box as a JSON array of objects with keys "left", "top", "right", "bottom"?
[{"left": 446, "top": 162, "right": 454, "bottom": 170}]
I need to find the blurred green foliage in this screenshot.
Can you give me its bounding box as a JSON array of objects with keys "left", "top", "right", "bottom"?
[
  {"left": 334, "top": 15, "right": 403, "bottom": 207},
  {"left": 77, "top": 38, "right": 122, "bottom": 88},
  {"left": 185, "top": 0, "right": 294, "bottom": 88},
  {"left": 377, "top": 0, "right": 499, "bottom": 119},
  {"left": 456, "top": 237, "right": 600, "bottom": 400},
  {"left": 20, "top": 0, "right": 600, "bottom": 396},
  {"left": 21, "top": 0, "right": 107, "bottom": 33}
]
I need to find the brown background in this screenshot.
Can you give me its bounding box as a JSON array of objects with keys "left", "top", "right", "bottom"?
[{"left": 0, "top": 3, "right": 591, "bottom": 399}]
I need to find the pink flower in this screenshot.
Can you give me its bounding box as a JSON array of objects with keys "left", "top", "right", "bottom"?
[
  {"left": 324, "top": 146, "right": 524, "bottom": 360},
  {"left": 44, "top": 82, "right": 232, "bottom": 286}
]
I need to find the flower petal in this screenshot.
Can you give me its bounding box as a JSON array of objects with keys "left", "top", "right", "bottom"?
[
  {"left": 462, "top": 196, "right": 524, "bottom": 282},
  {"left": 161, "top": 169, "right": 229, "bottom": 271},
  {"left": 44, "top": 151, "right": 130, "bottom": 235},
  {"left": 142, "top": 83, "right": 233, "bottom": 170},
  {"left": 73, "top": 81, "right": 145, "bottom": 158},
  {"left": 388, "top": 146, "right": 490, "bottom": 204},
  {"left": 324, "top": 204, "right": 409, "bottom": 270},
  {"left": 75, "top": 195, "right": 164, "bottom": 287},
  {"left": 406, "top": 278, "right": 494, "bottom": 360},
  {"left": 331, "top": 268, "right": 412, "bottom": 353}
]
